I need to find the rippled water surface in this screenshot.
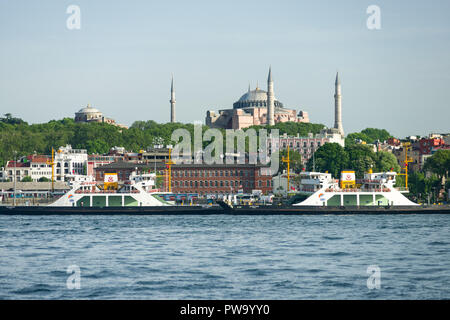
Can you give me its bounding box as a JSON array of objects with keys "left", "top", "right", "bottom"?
[{"left": 0, "top": 214, "right": 449, "bottom": 299}]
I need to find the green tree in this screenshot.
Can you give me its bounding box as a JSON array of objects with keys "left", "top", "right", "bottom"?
[
  {"left": 424, "top": 150, "right": 450, "bottom": 187},
  {"left": 279, "top": 149, "right": 302, "bottom": 173},
  {"left": 345, "top": 144, "right": 377, "bottom": 178},
  {"left": 306, "top": 143, "right": 349, "bottom": 178},
  {"left": 38, "top": 177, "right": 50, "bottom": 182},
  {"left": 360, "top": 128, "right": 392, "bottom": 142},
  {"left": 21, "top": 176, "right": 32, "bottom": 182},
  {"left": 374, "top": 151, "right": 401, "bottom": 173}
]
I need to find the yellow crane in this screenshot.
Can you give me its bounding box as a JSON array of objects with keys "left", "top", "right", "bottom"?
[
  {"left": 46, "top": 147, "right": 55, "bottom": 193},
  {"left": 281, "top": 145, "right": 292, "bottom": 193},
  {"left": 398, "top": 142, "right": 413, "bottom": 189},
  {"left": 165, "top": 147, "right": 175, "bottom": 193}
]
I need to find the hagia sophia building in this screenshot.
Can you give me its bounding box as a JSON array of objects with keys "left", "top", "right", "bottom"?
[{"left": 205, "top": 67, "right": 310, "bottom": 130}]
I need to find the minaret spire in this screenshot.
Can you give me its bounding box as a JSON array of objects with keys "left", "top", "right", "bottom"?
[
  {"left": 266, "top": 66, "right": 275, "bottom": 125},
  {"left": 170, "top": 75, "right": 176, "bottom": 123},
  {"left": 333, "top": 71, "right": 344, "bottom": 136}
]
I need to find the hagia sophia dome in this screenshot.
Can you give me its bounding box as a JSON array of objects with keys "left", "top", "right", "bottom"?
[{"left": 233, "top": 87, "right": 284, "bottom": 109}]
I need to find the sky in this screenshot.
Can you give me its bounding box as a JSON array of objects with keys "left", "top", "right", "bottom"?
[{"left": 0, "top": 0, "right": 449, "bottom": 138}]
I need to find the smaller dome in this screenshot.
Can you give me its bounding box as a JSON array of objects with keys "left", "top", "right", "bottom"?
[{"left": 77, "top": 104, "right": 101, "bottom": 114}]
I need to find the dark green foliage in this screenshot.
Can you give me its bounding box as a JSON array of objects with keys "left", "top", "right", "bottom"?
[
  {"left": 345, "top": 128, "right": 393, "bottom": 146},
  {"left": 306, "top": 143, "right": 349, "bottom": 178},
  {"left": 279, "top": 149, "right": 302, "bottom": 174},
  {"left": 307, "top": 143, "right": 401, "bottom": 179},
  {"left": 0, "top": 116, "right": 209, "bottom": 167}
]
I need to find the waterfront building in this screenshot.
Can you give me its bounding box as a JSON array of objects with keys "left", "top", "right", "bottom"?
[
  {"left": 206, "top": 67, "right": 309, "bottom": 130},
  {"left": 74, "top": 104, "right": 128, "bottom": 129},
  {"left": 268, "top": 131, "right": 345, "bottom": 166},
  {"left": 4, "top": 157, "right": 31, "bottom": 182},
  {"left": 88, "top": 154, "right": 125, "bottom": 178},
  {"left": 0, "top": 182, "right": 71, "bottom": 204},
  {"left": 171, "top": 163, "right": 273, "bottom": 196},
  {"left": 55, "top": 145, "right": 88, "bottom": 182},
  {"left": 30, "top": 155, "right": 52, "bottom": 182}
]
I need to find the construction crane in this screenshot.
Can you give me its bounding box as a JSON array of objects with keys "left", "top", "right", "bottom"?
[
  {"left": 165, "top": 147, "right": 175, "bottom": 193},
  {"left": 281, "top": 145, "right": 292, "bottom": 194},
  {"left": 46, "top": 147, "right": 55, "bottom": 193},
  {"left": 397, "top": 142, "right": 413, "bottom": 189}
]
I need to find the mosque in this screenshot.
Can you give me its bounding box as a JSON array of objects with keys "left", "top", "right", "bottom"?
[
  {"left": 205, "top": 67, "right": 310, "bottom": 130},
  {"left": 74, "top": 104, "right": 128, "bottom": 129}
]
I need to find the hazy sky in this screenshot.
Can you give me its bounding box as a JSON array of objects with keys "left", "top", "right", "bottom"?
[{"left": 1, "top": 0, "right": 449, "bottom": 137}]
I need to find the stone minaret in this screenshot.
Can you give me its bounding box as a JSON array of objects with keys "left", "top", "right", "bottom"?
[
  {"left": 267, "top": 66, "right": 275, "bottom": 125},
  {"left": 334, "top": 72, "right": 344, "bottom": 136},
  {"left": 170, "top": 75, "right": 176, "bottom": 123}
]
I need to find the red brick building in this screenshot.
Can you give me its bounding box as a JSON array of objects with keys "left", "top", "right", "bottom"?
[
  {"left": 419, "top": 137, "right": 445, "bottom": 155},
  {"left": 171, "top": 164, "right": 273, "bottom": 196},
  {"left": 94, "top": 162, "right": 274, "bottom": 196}
]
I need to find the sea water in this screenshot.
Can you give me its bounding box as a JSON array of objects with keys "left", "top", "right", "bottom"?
[{"left": 0, "top": 214, "right": 449, "bottom": 299}]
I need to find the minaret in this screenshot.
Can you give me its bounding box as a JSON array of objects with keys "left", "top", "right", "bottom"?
[
  {"left": 267, "top": 66, "right": 275, "bottom": 125},
  {"left": 334, "top": 72, "right": 344, "bottom": 136},
  {"left": 170, "top": 75, "right": 176, "bottom": 123}
]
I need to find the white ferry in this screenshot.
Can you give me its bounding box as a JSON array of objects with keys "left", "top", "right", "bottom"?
[
  {"left": 292, "top": 169, "right": 418, "bottom": 207},
  {"left": 49, "top": 172, "right": 171, "bottom": 207}
]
